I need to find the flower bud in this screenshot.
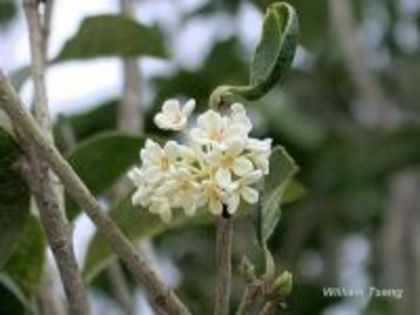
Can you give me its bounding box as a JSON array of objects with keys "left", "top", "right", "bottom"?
[{"left": 274, "top": 271, "right": 293, "bottom": 296}]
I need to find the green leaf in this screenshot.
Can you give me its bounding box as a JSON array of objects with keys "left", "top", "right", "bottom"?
[
  {"left": 249, "top": 2, "right": 299, "bottom": 98},
  {"left": 283, "top": 179, "right": 306, "bottom": 204},
  {"left": 208, "top": 2, "right": 299, "bottom": 105},
  {"left": 55, "top": 100, "right": 118, "bottom": 145},
  {"left": 0, "top": 1, "right": 17, "bottom": 26},
  {"left": 0, "top": 279, "right": 27, "bottom": 315},
  {"left": 253, "top": 0, "right": 326, "bottom": 49},
  {"left": 56, "top": 14, "right": 167, "bottom": 61},
  {"left": 66, "top": 132, "right": 144, "bottom": 219},
  {"left": 83, "top": 147, "right": 301, "bottom": 281},
  {"left": 0, "top": 128, "right": 30, "bottom": 268},
  {"left": 258, "top": 146, "right": 298, "bottom": 245},
  {"left": 1, "top": 216, "right": 46, "bottom": 298}
]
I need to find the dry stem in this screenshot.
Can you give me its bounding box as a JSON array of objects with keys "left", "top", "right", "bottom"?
[
  {"left": 23, "top": 1, "right": 90, "bottom": 314},
  {"left": 214, "top": 215, "right": 233, "bottom": 315},
  {"left": 0, "top": 69, "right": 190, "bottom": 315}
]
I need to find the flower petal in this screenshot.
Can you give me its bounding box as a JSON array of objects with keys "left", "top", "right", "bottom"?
[
  {"left": 197, "top": 110, "right": 222, "bottom": 135},
  {"left": 190, "top": 128, "right": 208, "bottom": 144},
  {"left": 164, "top": 141, "right": 179, "bottom": 160},
  {"left": 231, "top": 103, "right": 246, "bottom": 115},
  {"left": 183, "top": 201, "right": 197, "bottom": 217},
  {"left": 232, "top": 156, "right": 254, "bottom": 176},
  {"left": 227, "top": 194, "right": 240, "bottom": 214},
  {"left": 248, "top": 138, "right": 272, "bottom": 152},
  {"left": 142, "top": 139, "right": 162, "bottom": 162},
  {"left": 241, "top": 170, "right": 263, "bottom": 185},
  {"left": 128, "top": 167, "right": 143, "bottom": 185},
  {"left": 209, "top": 199, "right": 223, "bottom": 215},
  {"left": 143, "top": 166, "right": 163, "bottom": 183},
  {"left": 154, "top": 113, "right": 171, "bottom": 130},
  {"left": 182, "top": 99, "right": 196, "bottom": 117},
  {"left": 131, "top": 189, "right": 145, "bottom": 205},
  {"left": 216, "top": 167, "right": 232, "bottom": 187},
  {"left": 241, "top": 187, "right": 259, "bottom": 204},
  {"left": 162, "top": 99, "right": 180, "bottom": 114},
  {"left": 226, "top": 137, "right": 245, "bottom": 156}
]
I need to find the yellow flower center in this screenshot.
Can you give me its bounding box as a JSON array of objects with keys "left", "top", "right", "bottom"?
[
  {"left": 160, "top": 157, "right": 170, "bottom": 170},
  {"left": 220, "top": 155, "right": 234, "bottom": 168},
  {"left": 210, "top": 132, "right": 225, "bottom": 142},
  {"left": 204, "top": 184, "right": 221, "bottom": 201}
]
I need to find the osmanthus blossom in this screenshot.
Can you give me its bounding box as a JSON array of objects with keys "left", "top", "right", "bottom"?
[
  {"left": 128, "top": 99, "right": 272, "bottom": 222},
  {"left": 154, "top": 99, "right": 195, "bottom": 131}
]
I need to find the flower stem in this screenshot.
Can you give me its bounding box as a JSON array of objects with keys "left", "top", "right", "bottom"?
[{"left": 214, "top": 212, "right": 234, "bottom": 315}]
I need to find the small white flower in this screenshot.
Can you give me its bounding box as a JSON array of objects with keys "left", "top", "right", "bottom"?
[
  {"left": 128, "top": 167, "right": 145, "bottom": 187},
  {"left": 164, "top": 168, "right": 203, "bottom": 217},
  {"left": 226, "top": 170, "right": 263, "bottom": 214},
  {"left": 247, "top": 138, "right": 272, "bottom": 175},
  {"left": 230, "top": 103, "right": 252, "bottom": 134},
  {"left": 190, "top": 110, "right": 247, "bottom": 145},
  {"left": 154, "top": 99, "right": 195, "bottom": 131},
  {"left": 200, "top": 180, "right": 226, "bottom": 215},
  {"left": 140, "top": 139, "right": 179, "bottom": 182},
  {"left": 208, "top": 137, "right": 254, "bottom": 187},
  {"left": 129, "top": 168, "right": 152, "bottom": 207}
]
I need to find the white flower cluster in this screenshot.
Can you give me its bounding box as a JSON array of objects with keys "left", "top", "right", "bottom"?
[{"left": 128, "top": 99, "right": 272, "bottom": 222}]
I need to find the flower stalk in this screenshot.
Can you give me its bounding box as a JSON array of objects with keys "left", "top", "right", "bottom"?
[{"left": 214, "top": 213, "right": 234, "bottom": 315}]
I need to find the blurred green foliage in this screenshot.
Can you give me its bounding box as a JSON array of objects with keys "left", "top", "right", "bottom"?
[
  {"left": 0, "top": 1, "right": 16, "bottom": 27},
  {"left": 0, "top": 129, "right": 30, "bottom": 269}
]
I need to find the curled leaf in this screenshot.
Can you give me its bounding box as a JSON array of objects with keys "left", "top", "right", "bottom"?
[
  {"left": 209, "top": 2, "right": 299, "bottom": 107},
  {"left": 249, "top": 2, "right": 299, "bottom": 97}
]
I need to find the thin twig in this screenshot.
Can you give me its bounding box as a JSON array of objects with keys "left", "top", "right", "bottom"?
[
  {"left": 117, "top": 0, "right": 165, "bottom": 310},
  {"left": 260, "top": 299, "right": 285, "bottom": 315},
  {"left": 119, "top": 0, "right": 143, "bottom": 134},
  {"left": 22, "top": 1, "right": 90, "bottom": 314},
  {"left": 107, "top": 263, "right": 135, "bottom": 315},
  {"left": 119, "top": 55, "right": 142, "bottom": 134},
  {"left": 236, "top": 282, "right": 262, "bottom": 315},
  {"left": 0, "top": 70, "right": 191, "bottom": 315},
  {"left": 56, "top": 114, "right": 77, "bottom": 150},
  {"left": 214, "top": 214, "right": 234, "bottom": 315},
  {"left": 105, "top": 1, "right": 144, "bottom": 313},
  {"left": 328, "top": 0, "right": 396, "bottom": 127},
  {"left": 36, "top": 265, "right": 67, "bottom": 315}
]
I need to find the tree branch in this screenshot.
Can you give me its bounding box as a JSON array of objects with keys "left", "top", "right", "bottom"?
[
  {"left": 328, "top": 0, "right": 396, "bottom": 127},
  {"left": 214, "top": 214, "right": 233, "bottom": 315},
  {"left": 107, "top": 263, "right": 135, "bottom": 315},
  {"left": 119, "top": 0, "right": 143, "bottom": 134},
  {"left": 22, "top": 1, "right": 90, "bottom": 314},
  {"left": 36, "top": 265, "right": 67, "bottom": 315},
  {"left": 0, "top": 69, "right": 191, "bottom": 315}
]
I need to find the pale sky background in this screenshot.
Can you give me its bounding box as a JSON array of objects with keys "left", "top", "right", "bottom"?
[{"left": 0, "top": 0, "right": 262, "bottom": 115}]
